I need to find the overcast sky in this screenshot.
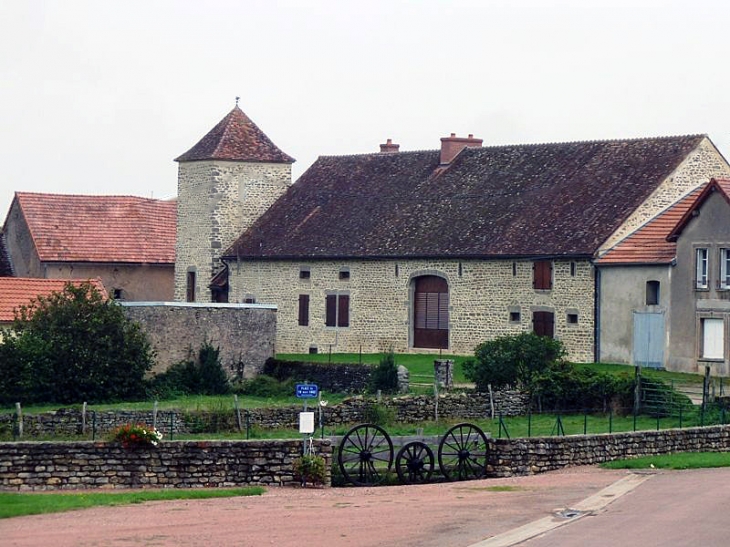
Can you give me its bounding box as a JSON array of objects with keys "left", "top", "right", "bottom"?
[{"left": 1, "top": 0, "right": 729, "bottom": 218}]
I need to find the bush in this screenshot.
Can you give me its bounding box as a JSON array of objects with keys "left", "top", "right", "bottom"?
[
  {"left": 234, "top": 375, "right": 296, "bottom": 398},
  {"left": 369, "top": 352, "right": 399, "bottom": 394},
  {"left": 111, "top": 424, "right": 163, "bottom": 448},
  {"left": 0, "top": 282, "right": 153, "bottom": 405},
  {"left": 293, "top": 455, "right": 327, "bottom": 486},
  {"left": 146, "top": 341, "right": 230, "bottom": 399},
  {"left": 464, "top": 332, "right": 566, "bottom": 392},
  {"left": 362, "top": 402, "right": 396, "bottom": 425}
]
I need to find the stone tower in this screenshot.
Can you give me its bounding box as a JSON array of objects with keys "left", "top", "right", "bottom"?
[{"left": 174, "top": 105, "right": 294, "bottom": 302}]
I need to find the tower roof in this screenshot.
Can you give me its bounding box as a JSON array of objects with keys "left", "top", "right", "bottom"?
[{"left": 175, "top": 106, "right": 295, "bottom": 163}]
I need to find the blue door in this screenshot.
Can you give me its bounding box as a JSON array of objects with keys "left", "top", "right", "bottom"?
[{"left": 633, "top": 312, "right": 665, "bottom": 368}]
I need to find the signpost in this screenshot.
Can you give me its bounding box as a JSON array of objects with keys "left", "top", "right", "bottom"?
[
  {"left": 296, "top": 384, "right": 319, "bottom": 399},
  {"left": 296, "top": 383, "right": 319, "bottom": 455}
]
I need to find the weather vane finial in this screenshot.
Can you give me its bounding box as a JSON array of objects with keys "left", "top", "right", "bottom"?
[{"left": 235, "top": 96, "right": 240, "bottom": 106}]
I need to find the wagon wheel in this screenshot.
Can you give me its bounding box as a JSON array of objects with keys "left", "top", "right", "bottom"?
[
  {"left": 395, "top": 441, "right": 434, "bottom": 484},
  {"left": 438, "top": 422, "right": 488, "bottom": 481},
  {"left": 338, "top": 423, "right": 394, "bottom": 486}
]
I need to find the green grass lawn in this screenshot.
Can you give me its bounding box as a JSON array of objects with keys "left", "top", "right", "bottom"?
[
  {"left": 0, "top": 486, "right": 265, "bottom": 519},
  {"left": 601, "top": 451, "right": 730, "bottom": 470}
]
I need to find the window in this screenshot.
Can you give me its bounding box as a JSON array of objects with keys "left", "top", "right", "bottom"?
[
  {"left": 570, "top": 262, "right": 577, "bottom": 277},
  {"left": 512, "top": 262, "right": 517, "bottom": 276},
  {"left": 567, "top": 313, "right": 579, "bottom": 324},
  {"left": 186, "top": 271, "right": 196, "bottom": 302},
  {"left": 243, "top": 296, "right": 256, "bottom": 304},
  {"left": 298, "top": 294, "right": 310, "bottom": 326},
  {"left": 533, "top": 261, "right": 552, "bottom": 290},
  {"left": 721, "top": 249, "right": 730, "bottom": 289},
  {"left": 112, "top": 288, "right": 124, "bottom": 300},
  {"left": 532, "top": 311, "right": 555, "bottom": 338},
  {"left": 509, "top": 311, "right": 521, "bottom": 323},
  {"left": 325, "top": 293, "right": 349, "bottom": 327},
  {"left": 458, "top": 262, "right": 463, "bottom": 277},
  {"left": 299, "top": 267, "right": 311, "bottom": 280},
  {"left": 696, "top": 248, "right": 709, "bottom": 289},
  {"left": 646, "top": 280, "right": 660, "bottom": 306},
  {"left": 701, "top": 318, "right": 724, "bottom": 359},
  {"left": 339, "top": 269, "right": 350, "bottom": 280}
]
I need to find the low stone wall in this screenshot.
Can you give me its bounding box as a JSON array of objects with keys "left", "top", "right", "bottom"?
[
  {"left": 0, "top": 439, "right": 332, "bottom": 491},
  {"left": 122, "top": 302, "right": 277, "bottom": 376},
  {"left": 489, "top": 425, "right": 730, "bottom": 477},
  {"left": 1, "top": 392, "right": 529, "bottom": 438},
  {"left": 263, "top": 359, "right": 373, "bottom": 393}
]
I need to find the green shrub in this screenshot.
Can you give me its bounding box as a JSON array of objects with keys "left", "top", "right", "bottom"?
[
  {"left": 369, "top": 352, "right": 399, "bottom": 394},
  {"left": 234, "top": 375, "right": 296, "bottom": 398},
  {"left": 0, "top": 282, "right": 153, "bottom": 405},
  {"left": 363, "top": 402, "right": 396, "bottom": 426},
  {"left": 147, "top": 341, "right": 230, "bottom": 399},
  {"left": 293, "top": 455, "right": 327, "bottom": 485}
]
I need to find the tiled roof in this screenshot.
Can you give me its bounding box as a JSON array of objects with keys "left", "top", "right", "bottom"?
[
  {"left": 667, "top": 178, "right": 730, "bottom": 241},
  {"left": 0, "top": 277, "right": 107, "bottom": 322},
  {"left": 0, "top": 231, "right": 12, "bottom": 276},
  {"left": 175, "top": 106, "right": 295, "bottom": 163},
  {"left": 596, "top": 185, "right": 705, "bottom": 265},
  {"left": 224, "top": 135, "right": 706, "bottom": 260},
  {"left": 14, "top": 193, "right": 176, "bottom": 264}
]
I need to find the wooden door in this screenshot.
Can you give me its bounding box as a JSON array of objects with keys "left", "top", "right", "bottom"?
[
  {"left": 532, "top": 311, "right": 555, "bottom": 338},
  {"left": 413, "top": 276, "right": 449, "bottom": 349}
]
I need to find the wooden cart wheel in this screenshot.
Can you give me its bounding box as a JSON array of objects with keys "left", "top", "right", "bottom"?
[
  {"left": 395, "top": 441, "right": 434, "bottom": 484},
  {"left": 437, "top": 422, "right": 488, "bottom": 481},
  {"left": 337, "top": 423, "right": 394, "bottom": 486}
]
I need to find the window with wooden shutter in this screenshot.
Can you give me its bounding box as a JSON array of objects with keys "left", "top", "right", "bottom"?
[
  {"left": 325, "top": 294, "right": 337, "bottom": 327},
  {"left": 533, "top": 311, "right": 555, "bottom": 338},
  {"left": 533, "top": 260, "right": 552, "bottom": 290},
  {"left": 413, "top": 275, "right": 449, "bottom": 349},
  {"left": 325, "top": 293, "right": 349, "bottom": 327},
  {"left": 298, "top": 294, "right": 310, "bottom": 326}
]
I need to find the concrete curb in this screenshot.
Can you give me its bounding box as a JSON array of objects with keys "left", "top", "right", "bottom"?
[{"left": 467, "top": 472, "right": 653, "bottom": 547}]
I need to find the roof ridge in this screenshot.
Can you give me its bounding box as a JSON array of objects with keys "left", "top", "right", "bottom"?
[{"left": 15, "top": 191, "right": 173, "bottom": 203}]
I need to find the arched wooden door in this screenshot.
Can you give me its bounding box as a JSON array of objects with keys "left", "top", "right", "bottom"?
[{"left": 413, "top": 275, "right": 449, "bottom": 349}]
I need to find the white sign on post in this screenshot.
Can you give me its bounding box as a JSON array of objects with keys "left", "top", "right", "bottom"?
[{"left": 299, "top": 412, "right": 315, "bottom": 434}]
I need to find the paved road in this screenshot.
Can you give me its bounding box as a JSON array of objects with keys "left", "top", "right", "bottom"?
[{"left": 516, "top": 468, "right": 730, "bottom": 547}]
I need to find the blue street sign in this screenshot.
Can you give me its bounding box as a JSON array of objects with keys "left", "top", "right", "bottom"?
[{"left": 296, "top": 384, "right": 319, "bottom": 398}]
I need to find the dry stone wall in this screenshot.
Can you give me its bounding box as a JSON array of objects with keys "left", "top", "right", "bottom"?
[
  {"left": 0, "top": 439, "right": 332, "bottom": 491},
  {"left": 228, "top": 258, "right": 595, "bottom": 362}
]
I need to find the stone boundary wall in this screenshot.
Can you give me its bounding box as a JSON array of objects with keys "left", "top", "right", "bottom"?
[
  {"left": 1, "top": 392, "right": 529, "bottom": 438},
  {"left": 489, "top": 425, "right": 730, "bottom": 477},
  {"left": 0, "top": 439, "right": 332, "bottom": 491},
  {"left": 121, "top": 302, "right": 276, "bottom": 376},
  {"left": 263, "top": 359, "right": 373, "bottom": 393}
]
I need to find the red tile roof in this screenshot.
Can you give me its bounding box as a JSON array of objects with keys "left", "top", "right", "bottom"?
[
  {"left": 667, "top": 178, "right": 730, "bottom": 241},
  {"left": 0, "top": 277, "right": 107, "bottom": 322},
  {"left": 596, "top": 185, "right": 707, "bottom": 265},
  {"left": 224, "top": 135, "right": 707, "bottom": 260},
  {"left": 14, "top": 193, "right": 176, "bottom": 264},
  {"left": 175, "top": 106, "right": 295, "bottom": 164}
]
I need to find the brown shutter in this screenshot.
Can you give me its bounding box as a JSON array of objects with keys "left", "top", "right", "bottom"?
[
  {"left": 338, "top": 294, "right": 350, "bottom": 327},
  {"left": 298, "top": 294, "right": 310, "bottom": 326},
  {"left": 325, "top": 294, "right": 336, "bottom": 327},
  {"left": 533, "top": 311, "right": 555, "bottom": 338},
  {"left": 533, "top": 261, "right": 552, "bottom": 290}
]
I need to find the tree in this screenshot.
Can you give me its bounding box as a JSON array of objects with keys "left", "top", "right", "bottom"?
[
  {"left": 463, "top": 332, "right": 566, "bottom": 393},
  {"left": 0, "top": 282, "right": 154, "bottom": 404}
]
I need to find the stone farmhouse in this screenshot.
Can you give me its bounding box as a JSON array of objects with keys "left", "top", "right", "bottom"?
[
  {"left": 1, "top": 192, "right": 176, "bottom": 301},
  {"left": 174, "top": 105, "right": 730, "bottom": 367},
  {"left": 598, "top": 178, "right": 730, "bottom": 376}
]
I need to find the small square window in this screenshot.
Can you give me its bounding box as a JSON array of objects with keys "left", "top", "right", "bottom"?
[
  {"left": 567, "top": 313, "right": 579, "bottom": 324},
  {"left": 509, "top": 311, "right": 521, "bottom": 322},
  {"left": 339, "top": 270, "right": 350, "bottom": 280},
  {"left": 243, "top": 296, "right": 256, "bottom": 304},
  {"left": 299, "top": 268, "right": 311, "bottom": 280},
  {"left": 112, "top": 288, "right": 123, "bottom": 300}
]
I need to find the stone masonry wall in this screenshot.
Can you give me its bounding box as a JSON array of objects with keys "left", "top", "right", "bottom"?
[
  {"left": 488, "top": 425, "right": 730, "bottom": 477},
  {"left": 601, "top": 138, "right": 730, "bottom": 252},
  {"left": 0, "top": 439, "right": 332, "bottom": 491},
  {"left": 174, "top": 160, "right": 291, "bottom": 302},
  {"left": 228, "top": 258, "right": 595, "bottom": 361},
  {"left": 263, "top": 359, "right": 374, "bottom": 393},
  {"left": 122, "top": 302, "right": 276, "bottom": 376}
]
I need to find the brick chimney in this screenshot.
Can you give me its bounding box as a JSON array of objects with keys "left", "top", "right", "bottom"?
[
  {"left": 440, "top": 133, "right": 483, "bottom": 165},
  {"left": 379, "top": 138, "right": 400, "bottom": 153}
]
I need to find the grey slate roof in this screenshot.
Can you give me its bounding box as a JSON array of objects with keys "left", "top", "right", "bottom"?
[{"left": 224, "top": 135, "right": 706, "bottom": 260}]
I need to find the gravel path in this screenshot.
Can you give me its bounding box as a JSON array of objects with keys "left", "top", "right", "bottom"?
[{"left": 0, "top": 467, "right": 627, "bottom": 547}]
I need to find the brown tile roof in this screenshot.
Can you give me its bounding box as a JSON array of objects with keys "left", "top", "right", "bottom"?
[
  {"left": 596, "top": 185, "right": 705, "bottom": 265},
  {"left": 224, "top": 135, "right": 706, "bottom": 260},
  {"left": 14, "top": 193, "right": 176, "bottom": 264},
  {"left": 175, "top": 106, "right": 295, "bottom": 164},
  {"left": 0, "top": 231, "right": 12, "bottom": 276},
  {"left": 667, "top": 178, "right": 730, "bottom": 241},
  {"left": 0, "top": 277, "right": 107, "bottom": 322}
]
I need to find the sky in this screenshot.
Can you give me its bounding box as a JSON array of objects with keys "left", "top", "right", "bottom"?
[{"left": 1, "top": 0, "right": 730, "bottom": 218}]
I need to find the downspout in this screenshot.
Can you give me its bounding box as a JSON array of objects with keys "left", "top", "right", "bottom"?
[{"left": 594, "top": 265, "right": 601, "bottom": 363}]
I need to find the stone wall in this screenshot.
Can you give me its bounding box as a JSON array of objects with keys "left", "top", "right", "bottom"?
[
  {"left": 228, "top": 258, "right": 596, "bottom": 362},
  {"left": 488, "top": 425, "right": 730, "bottom": 477},
  {"left": 263, "top": 359, "right": 374, "bottom": 393},
  {"left": 1, "top": 392, "right": 529, "bottom": 438},
  {"left": 174, "top": 160, "right": 292, "bottom": 303},
  {"left": 0, "top": 439, "right": 332, "bottom": 491},
  {"left": 122, "top": 302, "right": 276, "bottom": 376}
]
